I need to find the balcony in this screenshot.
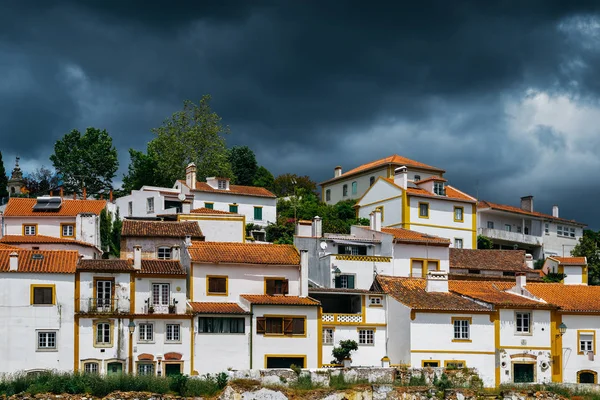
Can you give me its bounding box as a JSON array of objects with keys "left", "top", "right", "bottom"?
[
  {"left": 322, "top": 313, "right": 363, "bottom": 324},
  {"left": 78, "top": 298, "right": 129, "bottom": 314},
  {"left": 143, "top": 299, "right": 182, "bottom": 315},
  {"left": 478, "top": 228, "right": 542, "bottom": 247}
]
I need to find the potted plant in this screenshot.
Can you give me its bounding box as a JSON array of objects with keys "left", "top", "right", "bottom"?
[
  {"left": 169, "top": 299, "right": 178, "bottom": 314},
  {"left": 146, "top": 298, "right": 154, "bottom": 314}
]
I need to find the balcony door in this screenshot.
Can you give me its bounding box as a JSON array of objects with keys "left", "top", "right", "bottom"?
[{"left": 96, "top": 280, "right": 113, "bottom": 312}]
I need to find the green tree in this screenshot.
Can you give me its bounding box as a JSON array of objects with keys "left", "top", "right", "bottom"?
[
  {"left": 331, "top": 340, "right": 358, "bottom": 364},
  {"left": 100, "top": 209, "right": 112, "bottom": 258},
  {"left": 572, "top": 230, "right": 600, "bottom": 284},
  {"left": 50, "top": 127, "right": 118, "bottom": 195},
  {"left": 23, "top": 166, "right": 60, "bottom": 197},
  {"left": 253, "top": 166, "right": 275, "bottom": 191},
  {"left": 0, "top": 151, "right": 8, "bottom": 199},
  {"left": 272, "top": 173, "right": 317, "bottom": 197},
  {"left": 477, "top": 235, "right": 494, "bottom": 249},
  {"left": 147, "top": 96, "right": 233, "bottom": 187},
  {"left": 110, "top": 209, "right": 123, "bottom": 257},
  {"left": 228, "top": 146, "right": 258, "bottom": 186},
  {"left": 122, "top": 149, "right": 163, "bottom": 192}
]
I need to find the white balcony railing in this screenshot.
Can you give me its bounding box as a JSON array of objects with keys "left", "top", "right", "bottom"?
[
  {"left": 478, "top": 228, "right": 542, "bottom": 246},
  {"left": 322, "top": 313, "right": 363, "bottom": 324}
]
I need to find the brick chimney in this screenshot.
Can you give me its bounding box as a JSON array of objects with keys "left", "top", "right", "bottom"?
[{"left": 520, "top": 196, "right": 534, "bottom": 212}]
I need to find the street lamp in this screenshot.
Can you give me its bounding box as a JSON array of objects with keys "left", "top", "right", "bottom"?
[
  {"left": 128, "top": 320, "right": 136, "bottom": 335},
  {"left": 332, "top": 266, "right": 342, "bottom": 278},
  {"left": 558, "top": 322, "right": 567, "bottom": 336}
]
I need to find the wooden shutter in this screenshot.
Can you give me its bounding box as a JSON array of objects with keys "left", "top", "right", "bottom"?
[
  {"left": 292, "top": 318, "right": 305, "bottom": 335},
  {"left": 334, "top": 276, "right": 341, "bottom": 288},
  {"left": 34, "top": 287, "right": 52, "bottom": 304},
  {"left": 217, "top": 278, "right": 226, "bottom": 293},
  {"left": 282, "top": 280, "right": 289, "bottom": 295},
  {"left": 256, "top": 317, "right": 266, "bottom": 334},
  {"left": 283, "top": 318, "right": 294, "bottom": 335},
  {"left": 347, "top": 275, "right": 355, "bottom": 289},
  {"left": 266, "top": 279, "right": 275, "bottom": 295}
]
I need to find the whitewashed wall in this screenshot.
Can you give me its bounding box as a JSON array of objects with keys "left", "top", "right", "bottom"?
[
  {"left": 179, "top": 215, "right": 245, "bottom": 243},
  {"left": 386, "top": 298, "right": 411, "bottom": 366},
  {"left": 562, "top": 314, "right": 600, "bottom": 384},
  {"left": 78, "top": 317, "right": 129, "bottom": 373},
  {"left": 134, "top": 276, "right": 187, "bottom": 314},
  {"left": 79, "top": 272, "right": 131, "bottom": 313},
  {"left": 392, "top": 243, "right": 450, "bottom": 277}
]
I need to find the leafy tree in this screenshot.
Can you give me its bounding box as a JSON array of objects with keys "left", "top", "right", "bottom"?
[
  {"left": 272, "top": 173, "right": 317, "bottom": 197},
  {"left": 122, "top": 149, "right": 162, "bottom": 192},
  {"left": 23, "top": 166, "right": 60, "bottom": 197},
  {"left": 100, "top": 209, "right": 112, "bottom": 258},
  {"left": 253, "top": 166, "right": 274, "bottom": 191},
  {"left": 572, "top": 230, "right": 600, "bottom": 284},
  {"left": 228, "top": 146, "right": 258, "bottom": 186},
  {"left": 0, "top": 151, "right": 8, "bottom": 199},
  {"left": 50, "top": 127, "right": 118, "bottom": 195},
  {"left": 331, "top": 340, "right": 358, "bottom": 364},
  {"left": 110, "top": 209, "right": 123, "bottom": 257},
  {"left": 477, "top": 235, "right": 494, "bottom": 249},
  {"left": 147, "top": 96, "right": 233, "bottom": 187},
  {"left": 542, "top": 272, "right": 567, "bottom": 283}
]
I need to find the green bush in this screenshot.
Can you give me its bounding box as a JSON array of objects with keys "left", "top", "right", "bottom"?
[
  {"left": 329, "top": 373, "right": 351, "bottom": 390},
  {"left": 331, "top": 340, "right": 359, "bottom": 364},
  {"left": 433, "top": 373, "right": 452, "bottom": 391},
  {"left": 408, "top": 374, "right": 427, "bottom": 386}
]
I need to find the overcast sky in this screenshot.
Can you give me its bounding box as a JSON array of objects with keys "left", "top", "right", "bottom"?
[{"left": 1, "top": 1, "right": 600, "bottom": 228}]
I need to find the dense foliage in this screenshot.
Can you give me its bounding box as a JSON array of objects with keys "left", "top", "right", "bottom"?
[
  {"left": 572, "top": 229, "right": 600, "bottom": 285},
  {"left": 476, "top": 235, "right": 493, "bottom": 249},
  {"left": 331, "top": 339, "right": 359, "bottom": 364},
  {"left": 0, "top": 151, "right": 8, "bottom": 198}
]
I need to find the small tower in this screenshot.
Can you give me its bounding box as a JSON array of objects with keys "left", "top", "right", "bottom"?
[{"left": 7, "top": 157, "right": 25, "bottom": 196}]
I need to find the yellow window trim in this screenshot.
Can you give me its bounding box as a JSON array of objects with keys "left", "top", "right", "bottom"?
[
  {"left": 30, "top": 284, "right": 56, "bottom": 305},
  {"left": 261, "top": 315, "right": 307, "bottom": 338},
  {"left": 421, "top": 360, "right": 441, "bottom": 367},
  {"left": 356, "top": 327, "right": 377, "bottom": 332},
  {"left": 445, "top": 360, "right": 467, "bottom": 368},
  {"left": 451, "top": 317, "right": 472, "bottom": 342},
  {"left": 135, "top": 361, "right": 158, "bottom": 376},
  {"left": 254, "top": 206, "right": 263, "bottom": 208},
  {"left": 410, "top": 258, "right": 441, "bottom": 277},
  {"left": 93, "top": 319, "right": 115, "bottom": 348},
  {"left": 206, "top": 275, "right": 228, "bottom": 296},
  {"left": 22, "top": 223, "right": 38, "bottom": 236},
  {"left": 577, "top": 370, "right": 598, "bottom": 384},
  {"left": 577, "top": 330, "right": 596, "bottom": 355},
  {"left": 264, "top": 354, "right": 306, "bottom": 368},
  {"left": 418, "top": 202, "right": 429, "bottom": 219},
  {"left": 453, "top": 206, "right": 464, "bottom": 223},
  {"left": 60, "top": 223, "right": 76, "bottom": 238},
  {"left": 264, "top": 277, "right": 287, "bottom": 295}
]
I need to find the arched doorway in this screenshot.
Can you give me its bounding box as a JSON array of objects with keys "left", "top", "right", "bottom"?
[{"left": 578, "top": 370, "right": 597, "bottom": 384}]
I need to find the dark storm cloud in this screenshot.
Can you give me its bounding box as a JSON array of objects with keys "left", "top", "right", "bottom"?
[{"left": 1, "top": 1, "right": 600, "bottom": 226}]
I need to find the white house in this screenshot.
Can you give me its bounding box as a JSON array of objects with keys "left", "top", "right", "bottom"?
[
  {"left": 0, "top": 235, "right": 102, "bottom": 259},
  {"left": 542, "top": 256, "right": 588, "bottom": 285},
  {"left": 0, "top": 249, "right": 78, "bottom": 374},
  {"left": 319, "top": 154, "right": 446, "bottom": 205},
  {"left": 114, "top": 186, "right": 194, "bottom": 219},
  {"left": 178, "top": 208, "right": 246, "bottom": 243}
]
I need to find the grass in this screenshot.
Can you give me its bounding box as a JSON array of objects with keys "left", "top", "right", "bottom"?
[
  {"left": 0, "top": 371, "right": 228, "bottom": 397},
  {"left": 498, "top": 383, "right": 600, "bottom": 400}
]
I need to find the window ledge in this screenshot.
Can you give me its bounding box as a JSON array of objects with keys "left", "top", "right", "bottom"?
[
  {"left": 452, "top": 339, "right": 472, "bottom": 343},
  {"left": 36, "top": 349, "right": 58, "bottom": 352},
  {"left": 165, "top": 341, "right": 183, "bottom": 344},
  {"left": 93, "top": 343, "right": 114, "bottom": 348}
]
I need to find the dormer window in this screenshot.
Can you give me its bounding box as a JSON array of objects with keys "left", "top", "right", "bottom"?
[
  {"left": 414, "top": 175, "right": 421, "bottom": 182},
  {"left": 433, "top": 181, "right": 445, "bottom": 196},
  {"left": 218, "top": 179, "right": 227, "bottom": 190},
  {"left": 157, "top": 247, "right": 172, "bottom": 260}
]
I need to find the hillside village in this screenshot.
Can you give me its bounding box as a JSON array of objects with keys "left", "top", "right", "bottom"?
[{"left": 0, "top": 151, "right": 596, "bottom": 389}]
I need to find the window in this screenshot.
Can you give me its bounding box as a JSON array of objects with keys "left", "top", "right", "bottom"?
[
  {"left": 338, "top": 245, "right": 367, "bottom": 255},
  {"left": 505, "top": 224, "right": 511, "bottom": 232},
  {"left": 95, "top": 322, "right": 112, "bottom": 346},
  {"left": 325, "top": 189, "right": 331, "bottom": 201},
  {"left": 343, "top": 184, "right": 348, "bottom": 197},
  {"left": 571, "top": 228, "right": 576, "bottom": 238},
  {"left": 198, "top": 317, "right": 245, "bottom": 333},
  {"left": 351, "top": 181, "right": 357, "bottom": 195},
  {"left": 427, "top": 260, "right": 439, "bottom": 272},
  {"left": 454, "top": 238, "right": 463, "bottom": 249},
  {"left": 166, "top": 324, "right": 181, "bottom": 342},
  {"left": 157, "top": 247, "right": 172, "bottom": 260},
  {"left": 256, "top": 316, "right": 306, "bottom": 336},
  {"left": 205, "top": 202, "right": 214, "bottom": 209},
  {"left": 207, "top": 276, "right": 228, "bottom": 295},
  {"left": 545, "top": 223, "right": 549, "bottom": 234},
  {"left": 419, "top": 202, "right": 429, "bottom": 218},
  {"left": 152, "top": 283, "right": 170, "bottom": 306},
  {"left": 335, "top": 274, "right": 355, "bottom": 289},
  {"left": 24, "top": 225, "right": 37, "bottom": 235},
  {"left": 370, "top": 176, "right": 375, "bottom": 186},
  {"left": 557, "top": 225, "right": 563, "bottom": 236},
  {"left": 146, "top": 197, "right": 154, "bottom": 213},
  {"left": 578, "top": 331, "right": 595, "bottom": 354},
  {"left": 37, "top": 331, "right": 57, "bottom": 350},
  {"left": 128, "top": 201, "right": 133, "bottom": 216},
  {"left": 454, "top": 207, "right": 464, "bottom": 222},
  {"left": 414, "top": 175, "right": 421, "bottom": 182},
  {"left": 323, "top": 328, "right": 334, "bottom": 345},
  {"left": 138, "top": 323, "right": 154, "bottom": 342},
  {"left": 254, "top": 206, "right": 263, "bottom": 220},
  {"left": 453, "top": 318, "right": 470, "bottom": 340},
  {"left": 422, "top": 360, "right": 440, "bottom": 367},
  {"left": 61, "top": 224, "right": 74, "bottom": 237},
  {"left": 445, "top": 361, "right": 466, "bottom": 368},
  {"left": 358, "top": 329, "right": 374, "bottom": 345},
  {"left": 578, "top": 370, "right": 597, "bottom": 384},
  {"left": 515, "top": 312, "right": 531, "bottom": 334},
  {"left": 32, "top": 285, "right": 54, "bottom": 305},
  {"left": 487, "top": 221, "right": 494, "bottom": 229},
  {"left": 433, "top": 181, "right": 445, "bottom": 196},
  {"left": 411, "top": 260, "right": 424, "bottom": 278},
  {"left": 517, "top": 226, "right": 522, "bottom": 233},
  {"left": 218, "top": 179, "right": 227, "bottom": 190},
  {"left": 369, "top": 296, "right": 382, "bottom": 306},
  {"left": 95, "top": 279, "right": 113, "bottom": 311},
  {"left": 84, "top": 362, "right": 99, "bottom": 374},
  {"left": 229, "top": 204, "right": 238, "bottom": 213},
  {"left": 265, "top": 278, "right": 289, "bottom": 295},
  {"left": 137, "top": 363, "right": 154, "bottom": 376}
]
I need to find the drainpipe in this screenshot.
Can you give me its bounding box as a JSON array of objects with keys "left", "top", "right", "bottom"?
[{"left": 249, "top": 304, "right": 253, "bottom": 369}]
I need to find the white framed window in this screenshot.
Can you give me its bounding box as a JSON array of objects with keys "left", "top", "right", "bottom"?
[
  {"left": 419, "top": 203, "right": 429, "bottom": 217},
  {"left": 343, "top": 184, "right": 348, "bottom": 197},
  {"left": 505, "top": 224, "right": 511, "bottom": 232},
  {"left": 487, "top": 221, "right": 494, "bottom": 229},
  {"left": 61, "top": 224, "right": 74, "bottom": 237},
  {"left": 84, "top": 362, "right": 99, "bottom": 374},
  {"left": 139, "top": 323, "right": 154, "bottom": 342},
  {"left": 516, "top": 312, "right": 531, "bottom": 333},
  {"left": 157, "top": 247, "right": 172, "bottom": 260},
  {"left": 414, "top": 175, "right": 421, "bottom": 182},
  {"left": 323, "top": 328, "right": 334, "bottom": 345},
  {"left": 454, "top": 238, "right": 463, "bottom": 249},
  {"left": 152, "top": 283, "right": 170, "bottom": 306},
  {"left": 37, "top": 331, "right": 57, "bottom": 350},
  {"left": 146, "top": 197, "right": 154, "bottom": 213},
  {"left": 517, "top": 226, "right": 522, "bottom": 233},
  {"left": 95, "top": 322, "right": 111, "bottom": 345},
  {"left": 545, "top": 223, "right": 549, "bottom": 234},
  {"left": 128, "top": 201, "right": 133, "bottom": 216},
  {"left": 325, "top": 190, "right": 331, "bottom": 201},
  {"left": 137, "top": 363, "right": 154, "bottom": 376},
  {"left": 218, "top": 179, "right": 227, "bottom": 189},
  {"left": 166, "top": 324, "right": 181, "bottom": 342},
  {"left": 570, "top": 228, "right": 576, "bottom": 238},
  {"left": 453, "top": 319, "right": 470, "bottom": 340},
  {"left": 580, "top": 332, "right": 594, "bottom": 354},
  {"left": 369, "top": 296, "right": 382, "bottom": 306},
  {"left": 24, "top": 225, "right": 36, "bottom": 235},
  {"left": 433, "top": 181, "right": 445, "bottom": 196},
  {"left": 351, "top": 181, "right": 357, "bottom": 195},
  {"left": 358, "top": 329, "right": 375, "bottom": 345}
]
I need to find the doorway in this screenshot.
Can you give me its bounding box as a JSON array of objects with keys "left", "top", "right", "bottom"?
[
  {"left": 265, "top": 356, "right": 305, "bottom": 369},
  {"left": 164, "top": 363, "right": 182, "bottom": 376},
  {"left": 513, "top": 363, "right": 535, "bottom": 383},
  {"left": 107, "top": 362, "right": 123, "bottom": 375}
]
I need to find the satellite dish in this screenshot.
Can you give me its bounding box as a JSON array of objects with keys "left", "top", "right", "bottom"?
[
  {"left": 320, "top": 242, "right": 328, "bottom": 251},
  {"left": 178, "top": 193, "right": 186, "bottom": 201}
]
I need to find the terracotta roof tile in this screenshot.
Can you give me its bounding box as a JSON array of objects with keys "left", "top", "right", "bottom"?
[
  {"left": 0, "top": 243, "right": 20, "bottom": 250},
  {"left": 189, "top": 242, "right": 300, "bottom": 265},
  {"left": 450, "top": 249, "right": 531, "bottom": 272},
  {"left": 374, "top": 275, "right": 490, "bottom": 312},
  {"left": 381, "top": 227, "right": 450, "bottom": 246},
  {"left": 240, "top": 295, "right": 320, "bottom": 306},
  {"left": 180, "top": 180, "right": 276, "bottom": 198},
  {"left": 0, "top": 235, "right": 99, "bottom": 249},
  {"left": 137, "top": 260, "right": 186, "bottom": 275},
  {"left": 0, "top": 249, "right": 78, "bottom": 273},
  {"left": 415, "top": 176, "right": 447, "bottom": 184},
  {"left": 552, "top": 257, "right": 587, "bottom": 266},
  {"left": 309, "top": 287, "right": 384, "bottom": 294},
  {"left": 320, "top": 154, "right": 445, "bottom": 185},
  {"left": 3, "top": 198, "right": 106, "bottom": 217},
  {"left": 190, "top": 208, "right": 236, "bottom": 215},
  {"left": 478, "top": 200, "right": 586, "bottom": 226},
  {"left": 122, "top": 220, "right": 204, "bottom": 239},
  {"left": 189, "top": 302, "right": 249, "bottom": 314},
  {"left": 78, "top": 259, "right": 132, "bottom": 272},
  {"left": 525, "top": 283, "right": 600, "bottom": 313},
  {"left": 406, "top": 185, "right": 476, "bottom": 202},
  {"left": 448, "top": 281, "right": 553, "bottom": 309},
  {"left": 77, "top": 259, "right": 185, "bottom": 275}
]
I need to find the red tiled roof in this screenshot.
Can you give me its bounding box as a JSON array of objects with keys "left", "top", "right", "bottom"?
[
  {"left": 0, "top": 243, "right": 20, "bottom": 250},
  {"left": 450, "top": 249, "right": 531, "bottom": 272},
  {"left": 179, "top": 180, "right": 276, "bottom": 198},
  {"left": 122, "top": 220, "right": 204, "bottom": 239},
  {"left": 374, "top": 275, "right": 490, "bottom": 312},
  {"left": 77, "top": 259, "right": 185, "bottom": 275},
  {"left": 478, "top": 200, "right": 586, "bottom": 226},
  {"left": 3, "top": 198, "right": 106, "bottom": 217},
  {"left": 0, "top": 249, "right": 78, "bottom": 273},
  {"left": 298, "top": 220, "right": 312, "bottom": 225},
  {"left": 190, "top": 208, "right": 236, "bottom": 215},
  {"left": 240, "top": 295, "right": 320, "bottom": 306},
  {"left": 189, "top": 302, "right": 249, "bottom": 314},
  {"left": 552, "top": 257, "right": 586, "bottom": 266},
  {"left": 137, "top": 260, "right": 186, "bottom": 275},
  {"left": 381, "top": 228, "right": 450, "bottom": 246},
  {"left": 309, "top": 287, "right": 384, "bottom": 294},
  {"left": 415, "top": 176, "right": 447, "bottom": 184},
  {"left": 0, "top": 235, "right": 98, "bottom": 249},
  {"left": 78, "top": 259, "right": 131, "bottom": 272},
  {"left": 406, "top": 185, "right": 476, "bottom": 203},
  {"left": 525, "top": 283, "right": 600, "bottom": 313},
  {"left": 449, "top": 281, "right": 554, "bottom": 309},
  {"left": 320, "top": 154, "right": 445, "bottom": 185},
  {"left": 189, "top": 242, "right": 300, "bottom": 265}
]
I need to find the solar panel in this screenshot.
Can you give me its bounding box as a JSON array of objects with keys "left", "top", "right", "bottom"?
[
  {"left": 32, "top": 197, "right": 62, "bottom": 211},
  {"left": 32, "top": 254, "right": 44, "bottom": 260}
]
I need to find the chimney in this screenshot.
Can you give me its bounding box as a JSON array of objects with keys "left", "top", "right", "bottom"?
[
  {"left": 9, "top": 252, "right": 18, "bottom": 271},
  {"left": 185, "top": 163, "right": 197, "bottom": 188},
  {"left": 525, "top": 253, "right": 534, "bottom": 269},
  {"left": 133, "top": 245, "right": 142, "bottom": 270},
  {"left": 425, "top": 270, "right": 448, "bottom": 293},
  {"left": 516, "top": 272, "right": 526, "bottom": 290},
  {"left": 369, "top": 212, "right": 375, "bottom": 230},
  {"left": 394, "top": 166, "right": 408, "bottom": 189},
  {"left": 83, "top": 187, "right": 87, "bottom": 200},
  {"left": 334, "top": 166, "right": 342, "bottom": 178},
  {"left": 185, "top": 235, "right": 192, "bottom": 247},
  {"left": 312, "top": 216, "right": 322, "bottom": 238},
  {"left": 299, "top": 250, "right": 309, "bottom": 297},
  {"left": 552, "top": 205, "right": 559, "bottom": 218},
  {"left": 520, "top": 196, "right": 534, "bottom": 212},
  {"left": 172, "top": 245, "right": 180, "bottom": 261},
  {"left": 373, "top": 208, "right": 382, "bottom": 232},
  {"left": 109, "top": 189, "right": 114, "bottom": 203}
]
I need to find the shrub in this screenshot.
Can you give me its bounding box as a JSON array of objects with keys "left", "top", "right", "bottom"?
[
  {"left": 433, "top": 373, "right": 452, "bottom": 391},
  {"left": 331, "top": 340, "right": 359, "bottom": 364},
  {"left": 408, "top": 374, "right": 427, "bottom": 386},
  {"left": 329, "top": 373, "right": 351, "bottom": 390}
]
